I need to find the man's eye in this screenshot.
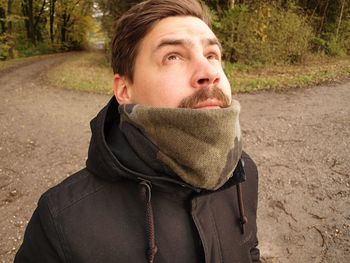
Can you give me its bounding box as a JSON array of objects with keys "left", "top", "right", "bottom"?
[
  {"left": 207, "top": 53, "right": 220, "bottom": 60},
  {"left": 167, "top": 54, "right": 179, "bottom": 60}
]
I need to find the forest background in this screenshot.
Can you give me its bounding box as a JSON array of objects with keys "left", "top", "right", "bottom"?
[{"left": 0, "top": 0, "right": 350, "bottom": 92}]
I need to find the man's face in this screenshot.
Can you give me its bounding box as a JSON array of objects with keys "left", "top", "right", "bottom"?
[{"left": 114, "top": 16, "right": 232, "bottom": 109}]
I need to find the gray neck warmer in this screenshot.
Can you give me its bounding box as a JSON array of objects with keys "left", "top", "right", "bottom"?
[{"left": 119, "top": 100, "right": 242, "bottom": 190}]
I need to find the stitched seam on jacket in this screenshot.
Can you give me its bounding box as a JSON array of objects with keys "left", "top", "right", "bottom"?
[
  {"left": 47, "top": 185, "right": 106, "bottom": 263},
  {"left": 191, "top": 199, "right": 209, "bottom": 263},
  {"left": 44, "top": 197, "right": 70, "bottom": 263},
  {"left": 52, "top": 184, "right": 106, "bottom": 216},
  {"left": 208, "top": 196, "right": 224, "bottom": 263}
]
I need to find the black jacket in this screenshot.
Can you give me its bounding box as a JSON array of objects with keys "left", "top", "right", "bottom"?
[{"left": 15, "top": 98, "right": 260, "bottom": 263}]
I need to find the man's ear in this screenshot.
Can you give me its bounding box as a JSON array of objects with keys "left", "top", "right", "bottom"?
[{"left": 113, "top": 74, "right": 132, "bottom": 104}]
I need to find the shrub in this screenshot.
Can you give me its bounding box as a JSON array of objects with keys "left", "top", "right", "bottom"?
[
  {"left": 311, "top": 37, "right": 327, "bottom": 53},
  {"left": 338, "top": 17, "right": 350, "bottom": 55},
  {"left": 267, "top": 7, "right": 314, "bottom": 64},
  {"left": 325, "top": 38, "right": 346, "bottom": 57},
  {"left": 213, "top": 4, "right": 314, "bottom": 65},
  {"left": 0, "top": 33, "right": 15, "bottom": 60},
  {"left": 0, "top": 43, "right": 10, "bottom": 60}
]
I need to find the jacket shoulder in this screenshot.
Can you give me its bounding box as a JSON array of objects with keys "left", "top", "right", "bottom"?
[
  {"left": 241, "top": 151, "right": 258, "bottom": 179},
  {"left": 39, "top": 168, "right": 106, "bottom": 217},
  {"left": 241, "top": 151, "right": 259, "bottom": 207}
]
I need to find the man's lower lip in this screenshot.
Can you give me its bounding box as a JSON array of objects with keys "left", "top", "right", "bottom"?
[{"left": 193, "top": 105, "right": 221, "bottom": 109}]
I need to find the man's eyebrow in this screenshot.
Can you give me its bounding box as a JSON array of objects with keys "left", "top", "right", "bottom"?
[
  {"left": 205, "top": 37, "right": 222, "bottom": 51},
  {"left": 153, "top": 37, "right": 222, "bottom": 53}
]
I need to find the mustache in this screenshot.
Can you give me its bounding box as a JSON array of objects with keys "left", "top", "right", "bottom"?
[{"left": 178, "top": 86, "right": 231, "bottom": 108}]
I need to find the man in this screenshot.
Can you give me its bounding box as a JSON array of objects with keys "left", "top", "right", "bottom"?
[{"left": 15, "top": 0, "right": 260, "bottom": 262}]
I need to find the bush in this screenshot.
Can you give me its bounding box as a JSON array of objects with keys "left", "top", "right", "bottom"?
[
  {"left": 267, "top": 7, "right": 314, "bottom": 64},
  {"left": 14, "top": 40, "right": 86, "bottom": 58},
  {"left": 311, "top": 37, "right": 327, "bottom": 53},
  {"left": 325, "top": 38, "right": 346, "bottom": 57},
  {"left": 213, "top": 4, "right": 314, "bottom": 65},
  {"left": 338, "top": 17, "right": 350, "bottom": 55},
  {"left": 0, "top": 43, "right": 10, "bottom": 60},
  {"left": 0, "top": 33, "right": 15, "bottom": 60},
  {"left": 15, "top": 42, "right": 56, "bottom": 57}
]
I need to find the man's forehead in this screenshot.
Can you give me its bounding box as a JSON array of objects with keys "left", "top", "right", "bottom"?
[
  {"left": 154, "top": 16, "right": 215, "bottom": 36},
  {"left": 153, "top": 37, "right": 222, "bottom": 52},
  {"left": 145, "top": 16, "right": 220, "bottom": 49}
]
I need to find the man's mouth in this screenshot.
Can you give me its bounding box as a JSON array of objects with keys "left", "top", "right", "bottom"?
[{"left": 192, "top": 99, "right": 223, "bottom": 109}]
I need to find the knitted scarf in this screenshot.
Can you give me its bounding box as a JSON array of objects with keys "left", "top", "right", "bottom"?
[{"left": 119, "top": 100, "right": 242, "bottom": 190}]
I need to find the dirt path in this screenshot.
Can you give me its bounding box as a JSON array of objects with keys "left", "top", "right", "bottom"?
[
  {"left": 0, "top": 54, "right": 349, "bottom": 262},
  {"left": 237, "top": 84, "right": 349, "bottom": 262}
]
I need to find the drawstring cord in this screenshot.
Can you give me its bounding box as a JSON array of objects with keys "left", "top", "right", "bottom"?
[
  {"left": 139, "top": 181, "right": 158, "bottom": 263},
  {"left": 236, "top": 183, "right": 248, "bottom": 234}
]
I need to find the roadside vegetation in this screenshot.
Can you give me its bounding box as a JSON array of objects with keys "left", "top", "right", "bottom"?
[
  {"left": 226, "top": 56, "right": 350, "bottom": 92},
  {"left": 45, "top": 51, "right": 350, "bottom": 94},
  {"left": 0, "top": 53, "right": 58, "bottom": 71},
  {"left": 0, "top": 0, "right": 102, "bottom": 60},
  {"left": 47, "top": 51, "right": 113, "bottom": 94}
]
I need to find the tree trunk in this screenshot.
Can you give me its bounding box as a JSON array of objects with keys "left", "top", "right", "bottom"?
[
  {"left": 308, "top": 0, "right": 320, "bottom": 22},
  {"left": 61, "top": 12, "right": 70, "bottom": 43},
  {"left": 28, "top": 0, "right": 35, "bottom": 44},
  {"left": 22, "top": 0, "right": 36, "bottom": 45},
  {"left": 335, "top": 0, "right": 345, "bottom": 39},
  {"left": 8, "top": 0, "right": 14, "bottom": 58},
  {"left": 60, "top": 0, "right": 80, "bottom": 44},
  {"left": 49, "top": 0, "right": 56, "bottom": 43},
  {"left": 318, "top": 0, "right": 329, "bottom": 35},
  {"left": 0, "top": 7, "right": 6, "bottom": 34},
  {"left": 33, "top": 0, "right": 46, "bottom": 43}
]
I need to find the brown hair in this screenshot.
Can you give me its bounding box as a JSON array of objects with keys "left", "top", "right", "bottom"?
[{"left": 111, "top": 0, "right": 211, "bottom": 82}]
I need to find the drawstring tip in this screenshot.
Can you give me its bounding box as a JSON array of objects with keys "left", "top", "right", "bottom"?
[
  {"left": 139, "top": 181, "right": 158, "bottom": 263},
  {"left": 148, "top": 245, "right": 158, "bottom": 263},
  {"left": 239, "top": 216, "right": 248, "bottom": 234}
]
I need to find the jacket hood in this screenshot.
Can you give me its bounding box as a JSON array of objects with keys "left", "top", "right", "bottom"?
[{"left": 86, "top": 97, "right": 245, "bottom": 191}]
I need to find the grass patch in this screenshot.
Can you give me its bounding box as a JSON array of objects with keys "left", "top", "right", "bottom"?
[
  {"left": 47, "top": 51, "right": 350, "bottom": 94},
  {"left": 0, "top": 54, "right": 56, "bottom": 71},
  {"left": 226, "top": 56, "right": 350, "bottom": 93},
  {"left": 47, "top": 51, "right": 113, "bottom": 94}
]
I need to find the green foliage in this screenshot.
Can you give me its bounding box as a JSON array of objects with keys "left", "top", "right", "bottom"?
[
  {"left": 311, "top": 37, "right": 327, "bottom": 53},
  {"left": 0, "top": 0, "right": 96, "bottom": 60},
  {"left": 15, "top": 42, "right": 60, "bottom": 57},
  {"left": 268, "top": 7, "right": 314, "bottom": 63},
  {"left": 0, "top": 43, "right": 10, "bottom": 60},
  {"left": 0, "top": 33, "right": 15, "bottom": 60},
  {"left": 224, "top": 57, "right": 350, "bottom": 93},
  {"left": 1, "top": 0, "right": 350, "bottom": 64},
  {"left": 337, "top": 16, "right": 350, "bottom": 55},
  {"left": 213, "top": 4, "right": 314, "bottom": 65},
  {"left": 325, "top": 37, "right": 346, "bottom": 57},
  {"left": 96, "top": 0, "right": 142, "bottom": 40}
]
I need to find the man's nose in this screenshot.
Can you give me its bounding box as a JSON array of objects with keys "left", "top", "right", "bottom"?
[{"left": 191, "top": 57, "right": 220, "bottom": 89}]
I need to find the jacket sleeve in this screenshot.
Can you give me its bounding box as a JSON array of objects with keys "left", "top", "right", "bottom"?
[{"left": 15, "top": 196, "right": 65, "bottom": 263}]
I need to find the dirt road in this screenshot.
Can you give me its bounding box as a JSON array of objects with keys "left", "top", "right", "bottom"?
[{"left": 0, "top": 54, "right": 349, "bottom": 262}]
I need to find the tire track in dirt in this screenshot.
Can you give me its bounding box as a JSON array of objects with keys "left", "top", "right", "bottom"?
[{"left": 0, "top": 53, "right": 349, "bottom": 262}]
